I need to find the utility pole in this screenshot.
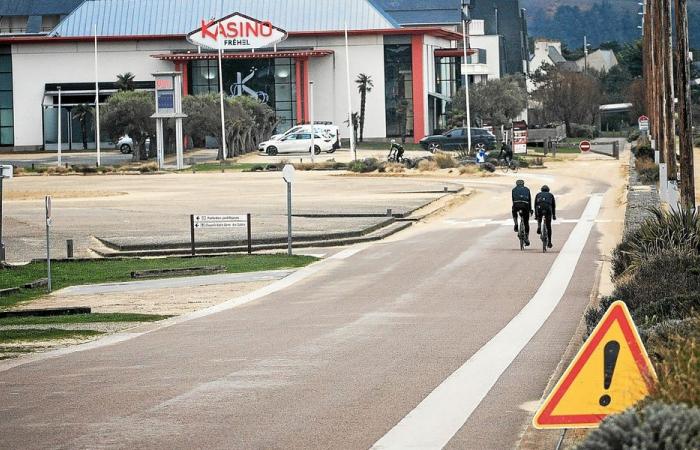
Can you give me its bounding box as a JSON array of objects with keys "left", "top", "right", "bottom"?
[
  {"left": 662, "top": 0, "right": 677, "bottom": 180},
  {"left": 583, "top": 35, "right": 588, "bottom": 73},
  {"left": 674, "top": 0, "right": 696, "bottom": 208},
  {"left": 461, "top": 0, "right": 472, "bottom": 153}
]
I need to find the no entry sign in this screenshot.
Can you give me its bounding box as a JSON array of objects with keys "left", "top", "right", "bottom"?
[
  {"left": 638, "top": 115, "right": 649, "bottom": 132},
  {"left": 579, "top": 140, "right": 592, "bottom": 152}
]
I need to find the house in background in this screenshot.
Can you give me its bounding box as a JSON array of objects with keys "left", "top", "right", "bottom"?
[{"left": 576, "top": 49, "right": 618, "bottom": 72}]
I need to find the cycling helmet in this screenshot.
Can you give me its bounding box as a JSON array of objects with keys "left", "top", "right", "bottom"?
[
  {"left": 541, "top": 185, "right": 550, "bottom": 192},
  {"left": 390, "top": 139, "right": 396, "bottom": 144},
  {"left": 516, "top": 179, "right": 525, "bottom": 186}
]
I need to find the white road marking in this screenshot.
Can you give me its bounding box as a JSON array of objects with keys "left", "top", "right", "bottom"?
[
  {"left": 371, "top": 194, "right": 604, "bottom": 450},
  {"left": 331, "top": 245, "right": 368, "bottom": 260}
]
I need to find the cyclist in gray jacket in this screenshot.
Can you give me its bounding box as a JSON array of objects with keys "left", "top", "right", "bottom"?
[{"left": 512, "top": 179, "right": 532, "bottom": 246}]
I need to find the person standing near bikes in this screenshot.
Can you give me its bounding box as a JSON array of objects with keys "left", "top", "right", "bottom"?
[
  {"left": 535, "top": 185, "right": 557, "bottom": 248},
  {"left": 512, "top": 179, "right": 532, "bottom": 246}
]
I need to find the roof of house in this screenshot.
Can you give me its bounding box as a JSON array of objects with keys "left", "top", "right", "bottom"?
[
  {"left": 547, "top": 46, "right": 566, "bottom": 64},
  {"left": 373, "top": 0, "right": 461, "bottom": 25},
  {"left": 50, "top": 0, "right": 400, "bottom": 37},
  {"left": 0, "top": 0, "right": 85, "bottom": 16},
  {"left": 576, "top": 49, "right": 618, "bottom": 70}
]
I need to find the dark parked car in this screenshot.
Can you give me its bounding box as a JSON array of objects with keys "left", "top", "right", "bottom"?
[{"left": 419, "top": 127, "right": 497, "bottom": 152}]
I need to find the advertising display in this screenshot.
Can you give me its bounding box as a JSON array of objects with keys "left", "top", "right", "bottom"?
[{"left": 512, "top": 120, "right": 528, "bottom": 154}]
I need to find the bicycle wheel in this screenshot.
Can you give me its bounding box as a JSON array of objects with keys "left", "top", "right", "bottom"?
[
  {"left": 511, "top": 160, "right": 519, "bottom": 173},
  {"left": 519, "top": 216, "right": 525, "bottom": 251},
  {"left": 541, "top": 221, "right": 548, "bottom": 253},
  {"left": 500, "top": 160, "right": 509, "bottom": 173}
]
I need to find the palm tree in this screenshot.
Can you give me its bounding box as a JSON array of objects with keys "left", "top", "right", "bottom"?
[
  {"left": 116, "top": 72, "right": 135, "bottom": 91},
  {"left": 71, "top": 103, "right": 94, "bottom": 150},
  {"left": 355, "top": 73, "right": 374, "bottom": 142}
]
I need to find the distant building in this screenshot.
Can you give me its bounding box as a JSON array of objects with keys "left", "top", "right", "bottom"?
[
  {"left": 0, "top": 0, "right": 84, "bottom": 35},
  {"left": 576, "top": 49, "right": 618, "bottom": 72}
]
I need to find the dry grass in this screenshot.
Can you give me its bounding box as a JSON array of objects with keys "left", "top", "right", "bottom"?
[
  {"left": 458, "top": 164, "right": 479, "bottom": 175},
  {"left": 649, "top": 318, "right": 700, "bottom": 407},
  {"left": 383, "top": 162, "right": 406, "bottom": 173},
  {"left": 417, "top": 159, "right": 439, "bottom": 172},
  {"left": 434, "top": 151, "right": 457, "bottom": 169}
]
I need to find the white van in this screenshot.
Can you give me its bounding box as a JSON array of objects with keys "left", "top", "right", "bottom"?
[{"left": 271, "top": 123, "right": 340, "bottom": 152}]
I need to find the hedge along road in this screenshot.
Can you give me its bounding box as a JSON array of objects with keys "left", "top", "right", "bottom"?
[{"left": 0, "top": 154, "right": 625, "bottom": 449}]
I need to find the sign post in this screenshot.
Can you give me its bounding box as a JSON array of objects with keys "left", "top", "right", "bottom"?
[
  {"left": 45, "top": 196, "right": 52, "bottom": 292},
  {"left": 512, "top": 120, "right": 528, "bottom": 154},
  {"left": 282, "top": 164, "right": 295, "bottom": 255},
  {"left": 638, "top": 115, "right": 649, "bottom": 134},
  {"left": 0, "top": 164, "right": 12, "bottom": 262},
  {"left": 151, "top": 72, "right": 187, "bottom": 169},
  {"left": 310, "top": 81, "right": 315, "bottom": 163},
  {"left": 190, "top": 214, "right": 251, "bottom": 255},
  {"left": 57, "top": 86, "right": 62, "bottom": 166}
]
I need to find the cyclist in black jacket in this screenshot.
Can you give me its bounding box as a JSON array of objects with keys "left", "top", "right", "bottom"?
[
  {"left": 512, "top": 179, "right": 532, "bottom": 246},
  {"left": 535, "top": 185, "right": 557, "bottom": 248}
]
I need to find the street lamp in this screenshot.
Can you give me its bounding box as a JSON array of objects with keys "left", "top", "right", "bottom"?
[{"left": 461, "top": 0, "right": 472, "bottom": 152}]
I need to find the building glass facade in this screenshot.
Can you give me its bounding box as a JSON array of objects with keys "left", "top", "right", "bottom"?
[
  {"left": 189, "top": 57, "right": 297, "bottom": 131},
  {"left": 383, "top": 44, "right": 413, "bottom": 138},
  {"left": 0, "top": 50, "right": 12, "bottom": 145}
]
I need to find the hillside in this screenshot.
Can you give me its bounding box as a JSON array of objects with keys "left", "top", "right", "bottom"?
[{"left": 522, "top": 0, "right": 700, "bottom": 48}]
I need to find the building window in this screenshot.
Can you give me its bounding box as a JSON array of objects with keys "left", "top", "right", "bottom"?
[
  {"left": 384, "top": 44, "right": 413, "bottom": 138},
  {"left": 0, "top": 53, "right": 12, "bottom": 146},
  {"left": 435, "top": 56, "right": 462, "bottom": 98},
  {"left": 188, "top": 57, "right": 296, "bottom": 132},
  {"left": 0, "top": 16, "right": 28, "bottom": 34}
]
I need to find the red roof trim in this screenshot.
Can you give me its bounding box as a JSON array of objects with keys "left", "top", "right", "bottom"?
[
  {"left": 152, "top": 50, "right": 333, "bottom": 61},
  {"left": 435, "top": 48, "right": 476, "bottom": 57},
  {"left": 0, "top": 26, "right": 461, "bottom": 44}
]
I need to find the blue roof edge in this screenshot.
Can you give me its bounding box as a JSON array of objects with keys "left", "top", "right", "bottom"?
[{"left": 365, "top": 0, "right": 402, "bottom": 28}]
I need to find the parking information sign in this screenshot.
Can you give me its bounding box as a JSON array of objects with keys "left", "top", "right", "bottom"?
[{"left": 193, "top": 214, "right": 247, "bottom": 229}]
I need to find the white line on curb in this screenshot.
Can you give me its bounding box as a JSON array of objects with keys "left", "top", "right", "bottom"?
[{"left": 371, "top": 194, "right": 604, "bottom": 450}]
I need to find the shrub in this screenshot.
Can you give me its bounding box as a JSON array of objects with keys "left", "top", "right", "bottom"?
[
  {"left": 611, "top": 207, "right": 700, "bottom": 278},
  {"left": 417, "top": 159, "right": 439, "bottom": 172},
  {"left": 635, "top": 157, "right": 658, "bottom": 184},
  {"left": 633, "top": 294, "right": 700, "bottom": 327},
  {"left": 627, "top": 129, "right": 641, "bottom": 142},
  {"left": 634, "top": 144, "right": 655, "bottom": 160},
  {"left": 487, "top": 150, "right": 501, "bottom": 160},
  {"left": 73, "top": 165, "right": 98, "bottom": 174},
  {"left": 348, "top": 158, "right": 379, "bottom": 173},
  {"left": 570, "top": 124, "right": 600, "bottom": 139},
  {"left": 649, "top": 325, "right": 700, "bottom": 406},
  {"left": 45, "top": 166, "right": 70, "bottom": 175},
  {"left": 480, "top": 162, "right": 496, "bottom": 173},
  {"left": 530, "top": 157, "right": 544, "bottom": 166},
  {"left": 515, "top": 156, "right": 529, "bottom": 168},
  {"left": 612, "top": 250, "right": 700, "bottom": 309},
  {"left": 434, "top": 151, "right": 457, "bottom": 169},
  {"left": 576, "top": 402, "right": 700, "bottom": 450}
]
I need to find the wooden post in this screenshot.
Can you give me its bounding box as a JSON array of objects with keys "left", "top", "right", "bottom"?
[
  {"left": 190, "top": 214, "right": 196, "bottom": 256},
  {"left": 662, "top": 0, "right": 677, "bottom": 180},
  {"left": 674, "top": 0, "right": 696, "bottom": 208}
]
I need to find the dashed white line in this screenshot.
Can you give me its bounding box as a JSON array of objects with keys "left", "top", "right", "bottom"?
[{"left": 371, "top": 194, "right": 604, "bottom": 450}]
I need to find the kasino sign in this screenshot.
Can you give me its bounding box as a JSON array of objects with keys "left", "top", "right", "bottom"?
[{"left": 187, "top": 12, "right": 288, "bottom": 51}]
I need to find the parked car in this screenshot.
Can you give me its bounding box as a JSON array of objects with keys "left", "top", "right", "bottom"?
[
  {"left": 116, "top": 135, "right": 133, "bottom": 153},
  {"left": 419, "top": 127, "right": 497, "bottom": 152},
  {"left": 270, "top": 123, "right": 340, "bottom": 151},
  {"left": 258, "top": 132, "right": 334, "bottom": 156}
]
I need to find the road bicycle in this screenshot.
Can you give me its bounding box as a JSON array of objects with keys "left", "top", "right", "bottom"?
[
  {"left": 540, "top": 217, "right": 549, "bottom": 253},
  {"left": 518, "top": 211, "right": 527, "bottom": 251},
  {"left": 499, "top": 158, "right": 519, "bottom": 173}
]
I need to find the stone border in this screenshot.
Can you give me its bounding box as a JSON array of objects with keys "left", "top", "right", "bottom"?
[{"left": 624, "top": 150, "right": 660, "bottom": 233}]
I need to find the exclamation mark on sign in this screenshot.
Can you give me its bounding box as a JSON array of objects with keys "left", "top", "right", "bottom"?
[{"left": 599, "top": 340, "right": 620, "bottom": 407}]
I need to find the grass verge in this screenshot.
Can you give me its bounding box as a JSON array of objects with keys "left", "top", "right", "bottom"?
[
  {"left": 0, "top": 313, "right": 172, "bottom": 326},
  {"left": 182, "top": 162, "right": 260, "bottom": 172},
  {"left": 0, "top": 254, "right": 317, "bottom": 310},
  {"left": 0, "top": 328, "right": 103, "bottom": 343}
]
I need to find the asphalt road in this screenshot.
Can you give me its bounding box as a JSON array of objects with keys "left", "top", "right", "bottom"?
[{"left": 0, "top": 163, "right": 616, "bottom": 449}]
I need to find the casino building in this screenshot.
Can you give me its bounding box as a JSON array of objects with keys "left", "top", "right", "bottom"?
[{"left": 0, "top": 0, "right": 528, "bottom": 151}]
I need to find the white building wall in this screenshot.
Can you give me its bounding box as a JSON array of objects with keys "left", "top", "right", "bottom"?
[
  {"left": 12, "top": 40, "right": 181, "bottom": 148},
  {"left": 468, "top": 35, "right": 501, "bottom": 79},
  {"left": 298, "top": 34, "right": 386, "bottom": 141}
]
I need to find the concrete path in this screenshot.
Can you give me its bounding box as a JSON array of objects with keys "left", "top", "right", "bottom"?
[
  {"left": 57, "top": 269, "right": 296, "bottom": 295},
  {"left": 0, "top": 156, "right": 625, "bottom": 449}
]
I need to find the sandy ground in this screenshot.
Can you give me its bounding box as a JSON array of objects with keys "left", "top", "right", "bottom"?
[{"left": 17, "top": 280, "right": 269, "bottom": 315}]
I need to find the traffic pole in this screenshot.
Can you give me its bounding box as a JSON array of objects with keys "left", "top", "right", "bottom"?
[
  {"left": 45, "top": 196, "right": 52, "bottom": 292},
  {"left": 190, "top": 214, "right": 195, "bottom": 256},
  {"left": 246, "top": 213, "right": 252, "bottom": 255},
  {"left": 0, "top": 176, "right": 4, "bottom": 262},
  {"left": 287, "top": 181, "right": 292, "bottom": 256}
]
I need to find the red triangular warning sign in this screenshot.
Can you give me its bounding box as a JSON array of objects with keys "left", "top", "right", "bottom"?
[{"left": 533, "top": 301, "right": 656, "bottom": 429}]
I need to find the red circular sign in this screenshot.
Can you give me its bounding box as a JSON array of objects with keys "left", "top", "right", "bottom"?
[{"left": 579, "top": 140, "right": 591, "bottom": 152}]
